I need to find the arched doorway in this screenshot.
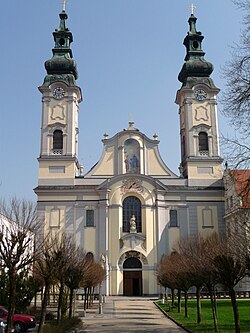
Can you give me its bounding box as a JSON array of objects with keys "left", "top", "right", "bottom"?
[{"left": 123, "top": 257, "right": 142, "bottom": 296}]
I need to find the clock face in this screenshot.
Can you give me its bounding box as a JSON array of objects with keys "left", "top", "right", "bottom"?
[
  {"left": 53, "top": 87, "right": 65, "bottom": 99},
  {"left": 194, "top": 89, "right": 207, "bottom": 101}
]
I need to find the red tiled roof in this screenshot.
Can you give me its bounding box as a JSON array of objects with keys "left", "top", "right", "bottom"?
[{"left": 231, "top": 170, "right": 250, "bottom": 208}]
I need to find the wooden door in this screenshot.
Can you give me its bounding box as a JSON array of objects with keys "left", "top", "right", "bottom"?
[{"left": 123, "top": 271, "right": 142, "bottom": 296}]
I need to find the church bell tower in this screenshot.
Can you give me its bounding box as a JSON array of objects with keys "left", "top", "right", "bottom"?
[
  {"left": 38, "top": 8, "right": 82, "bottom": 186},
  {"left": 175, "top": 13, "right": 222, "bottom": 182}
]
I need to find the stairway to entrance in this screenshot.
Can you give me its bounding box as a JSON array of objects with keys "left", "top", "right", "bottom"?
[{"left": 82, "top": 296, "right": 187, "bottom": 332}]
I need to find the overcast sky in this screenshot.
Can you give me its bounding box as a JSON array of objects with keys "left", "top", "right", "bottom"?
[{"left": 0, "top": 0, "right": 244, "bottom": 201}]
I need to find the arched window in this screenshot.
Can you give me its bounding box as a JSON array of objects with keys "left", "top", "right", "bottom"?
[
  {"left": 53, "top": 130, "right": 63, "bottom": 150},
  {"left": 124, "top": 139, "right": 140, "bottom": 173},
  {"left": 123, "top": 196, "right": 142, "bottom": 232},
  {"left": 198, "top": 132, "right": 208, "bottom": 154},
  {"left": 123, "top": 257, "right": 142, "bottom": 269}
]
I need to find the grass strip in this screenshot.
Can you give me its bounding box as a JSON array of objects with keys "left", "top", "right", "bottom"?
[{"left": 157, "top": 299, "right": 250, "bottom": 333}]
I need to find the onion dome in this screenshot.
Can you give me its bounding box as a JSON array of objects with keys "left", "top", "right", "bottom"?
[
  {"left": 178, "top": 14, "right": 216, "bottom": 89},
  {"left": 42, "top": 9, "right": 78, "bottom": 86}
]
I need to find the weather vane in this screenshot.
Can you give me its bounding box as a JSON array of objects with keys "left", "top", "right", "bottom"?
[
  {"left": 189, "top": 3, "right": 196, "bottom": 15},
  {"left": 62, "top": 0, "right": 68, "bottom": 11}
]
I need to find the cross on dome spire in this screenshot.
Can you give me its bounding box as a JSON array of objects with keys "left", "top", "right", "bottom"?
[
  {"left": 178, "top": 7, "right": 215, "bottom": 87},
  {"left": 189, "top": 3, "right": 196, "bottom": 15},
  {"left": 62, "top": 0, "right": 67, "bottom": 12},
  {"left": 42, "top": 4, "right": 79, "bottom": 86}
]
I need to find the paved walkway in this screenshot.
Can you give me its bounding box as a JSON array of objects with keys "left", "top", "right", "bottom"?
[{"left": 81, "top": 297, "right": 187, "bottom": 332}]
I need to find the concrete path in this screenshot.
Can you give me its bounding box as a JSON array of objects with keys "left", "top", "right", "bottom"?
[{"left": 81, "top": 297, "right": 187, "bottom": 332}]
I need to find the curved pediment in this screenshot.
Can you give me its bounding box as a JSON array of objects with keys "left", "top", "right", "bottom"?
[{"left": 85, "top": 122, "right": 178, "bottom": 179}]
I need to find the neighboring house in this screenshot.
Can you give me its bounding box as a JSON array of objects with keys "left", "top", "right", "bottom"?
[
  {"left": 224, "top": 169, "right": 250, "bottom": 291},
  {"left": 35, "top": 10, "right": 225, "bottom": 296}
]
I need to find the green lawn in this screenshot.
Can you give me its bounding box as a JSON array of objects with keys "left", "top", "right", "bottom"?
[{"left": 157, "top": 299, "right": 250, "bottom": 333}]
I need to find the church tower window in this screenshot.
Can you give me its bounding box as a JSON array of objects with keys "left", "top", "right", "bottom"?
[
  {"left": 169, "top": 209, "right": 178, "bottom": 227},
  {"left": 123, "top": 196, "right": 142, "bottom": 232},
  {"left": 182, "top": 135, "right": 186, "bottom": 158},
  {"left": 124, "top": 139, "right": 140, "bottom": 174},
  {"left": 53, "top": 130, "right": 63, "bottom": 150},
  {"left": 86, "top": 209, "right": 94, "bottom": 227},
  {"left": 198, "top": 132, "right": 208, "bottom": 155}
]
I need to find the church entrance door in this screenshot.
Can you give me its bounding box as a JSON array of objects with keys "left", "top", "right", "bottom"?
[
  {"left": 123, "top": 257, "right": 142, "bottom": 296},
  {"left": 123, "top": 270, "right": 142, "bottom": 296}
]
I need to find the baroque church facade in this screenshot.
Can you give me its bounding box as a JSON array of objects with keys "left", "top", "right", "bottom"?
[{"left": 35, "top": 9, "right": 225, "bottom": 296}]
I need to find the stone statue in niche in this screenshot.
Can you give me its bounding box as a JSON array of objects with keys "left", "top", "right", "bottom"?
[
  {"left": 130, "top": 215, "right": 137, "bottom": 233},
  {"left": 124, "top": 153, "right": 139, "bottom": 173},
  {"left": 124, "top": 139, "right": 140, "bottom": 173}
]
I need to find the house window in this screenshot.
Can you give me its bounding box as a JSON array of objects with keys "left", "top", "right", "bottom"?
[
  {"left": 53, "top": 130, "right": 63, "bottom": 150},
  {"left": 123, "top": 196, "right": 142, "bottom": 232},
  {"left": 198, "top": 132, "right": 208, "bottom": 155},
  {"left": 169, "top": 210, "right": 178, "bottom": 227},
  {"left": 86, "top": 210, "right": 94, "bottom": 227}
]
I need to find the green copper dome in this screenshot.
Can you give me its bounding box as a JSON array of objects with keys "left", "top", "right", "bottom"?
[
  {"left": 43, "top": 10, "right": 78, "bottom": 86},
  {"left": 178, "top": 14, "right": 215, "bottom": 88}
]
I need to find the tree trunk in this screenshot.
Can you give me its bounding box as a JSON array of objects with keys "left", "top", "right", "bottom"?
[
  {"left": 86, "top": 288, "right": 90, "bottom": 309},
  {"left": 6, "top": 269, "right": 17, "bottom": 333},
  {"left": 177, "top": 289, "right": 181, "bottom": 313},
  {"left": 208, "top": 287, "right": 218, "bottom": 333},
  {"left": 229, "top": 288, "right": 240, "bottom": 333},
  {"left": 90, "top": 287, "right": 93, "bottom": 307},
  {"left": 87, "top": 287, "right": 90, "bottom": 308},
  {"left": 34, "top": 291, "right": 37, "bottom": 313},
  {"left": 184, "top": 290, "right": 188, "bottom": 318},
  {"left": 57, "top": 282, "right": 64, "bottom": 323},
  {"left": 171, "top": 288, "right": 175, "bottom": 307},
  {"left": 91, "top": 287, "right": 95, "bottom": 305},
  {"left": 164, "top": 287, "right": 168, "bottom": 304},
  {"left": 84, "top": 288, "right": 87, "bottom": 310},
  {"left": 37, "top": 283, "right": 50, "bottom": 333},
  {"left": 68, "top": 288, "right": 74, "bottom": 318},
  {"left": 196, "top": 286, "right": 202, "bottom": 324}
]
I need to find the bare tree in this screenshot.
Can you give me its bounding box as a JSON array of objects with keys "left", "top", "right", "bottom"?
[
  {"left": 80, "top": 253, "right": 106, "bottom": 310},
  {"left": 64, "top": 248, "right": 87, "bottom": 318},
  {"left": 35, "top": 233, "right": 68, "bottom": 333},
  {"left": 171, "top": 252, "right": 193, "bottom": 318},
  {"left": 179, "top": 235, "right": 208, "bottom": 324},
  {"left": 54, "top": 235, "right": 76, "bottom": 324},
  {"left": 0, "top": 198, "right": 42, "bottom": 333},
  {"left": 221, "top": 136, "right": 250, "bottom": 169},
  {"left": 89, "top": 261, "right": 106, "bottom": 304},
  {"left": 199, "top": 234, "right": 222, "bottom": 333},
  {"left": 156, "top": 254, "right": 178, "bottom": 308},
  {"left": 178, "top": 234, "right": 221, "bottom": 332},
  {"left": 221, "top": 0, "right": 250, "bottom": 168},
  {"left": 156, "top": 252, "right": 192, "bottom": 316},
  {"left": 220, "top": 212, "right": 249, "bottom": 333},
  {"left": 215, "top": 252, "right": 246, "bottom": 333}
]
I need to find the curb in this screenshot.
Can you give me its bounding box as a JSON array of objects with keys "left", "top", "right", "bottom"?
[{"left": 154, "top": 301, "right": 193, "bottom": 333}]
